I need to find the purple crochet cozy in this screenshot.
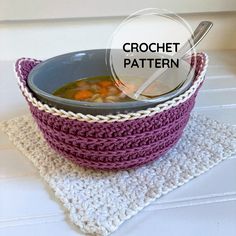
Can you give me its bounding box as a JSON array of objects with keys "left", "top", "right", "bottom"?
[{"left": 15, "top": 53, "right": 207, "bottom": 170}]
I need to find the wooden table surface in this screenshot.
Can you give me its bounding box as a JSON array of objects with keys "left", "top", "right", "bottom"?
[{"left": 0, "top": 50, "right": 236, "bottom": 236}]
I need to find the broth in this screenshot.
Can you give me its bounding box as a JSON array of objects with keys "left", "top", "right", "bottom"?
[{"left": 53, "top": 75, "right": 133, "bottom": 103}]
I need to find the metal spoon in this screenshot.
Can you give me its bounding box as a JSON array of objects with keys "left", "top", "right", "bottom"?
[{"left": 133, "top": 21, "right": 213, "bottom": 99}]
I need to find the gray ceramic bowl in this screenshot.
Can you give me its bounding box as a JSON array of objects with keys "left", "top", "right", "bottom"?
[{"left": 28, "top": 49, "right": 193, "bottom": 115}]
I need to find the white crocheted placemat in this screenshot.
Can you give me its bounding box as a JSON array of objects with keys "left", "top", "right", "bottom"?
[{"left": 1, "top": 113, "right": 236, "bottom": 236}]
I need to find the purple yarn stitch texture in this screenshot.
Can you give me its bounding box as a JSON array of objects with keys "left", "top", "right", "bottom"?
[{"left": 15, "top": 54, "right": 206, "bottom": 170}]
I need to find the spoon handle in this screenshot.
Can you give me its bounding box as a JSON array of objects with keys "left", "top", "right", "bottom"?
[{"left": 178, "top": 21, "right": 213, "bottom": 58}]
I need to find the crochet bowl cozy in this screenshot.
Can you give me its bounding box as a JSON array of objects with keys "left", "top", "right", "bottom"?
[{"left": 15, "top": 53, "right": 208, "bottom": 170}]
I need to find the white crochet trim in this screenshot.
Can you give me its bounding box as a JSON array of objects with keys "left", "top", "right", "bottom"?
[
  {"left": 1, "top": 113, "right": 235, "bottom": 235},
  {"left": 15, "top": 53, "right": 208, "bottom": 123}
]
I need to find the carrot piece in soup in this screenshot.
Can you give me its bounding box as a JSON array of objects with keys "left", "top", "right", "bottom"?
[
  {"left": 98, "top": 80, "right": 113, "bottom": 87},
  {"left": 74, "top": 90, "right": 93, "bottom": 100},
  {"left": 99, "top": 87, "right": 108, "bottom": 97}
]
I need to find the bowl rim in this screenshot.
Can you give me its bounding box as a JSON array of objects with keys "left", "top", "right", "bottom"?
[{"left": 27, "top": 49, "right": 194, "bottom": 109}]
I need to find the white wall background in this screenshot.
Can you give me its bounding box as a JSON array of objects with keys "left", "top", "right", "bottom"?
[
  {"left": 0, "top": 1, "right": 235, "bottom": 60},
  {"left": 1, "top": 0, "right": 236, "bottom": 20}
]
